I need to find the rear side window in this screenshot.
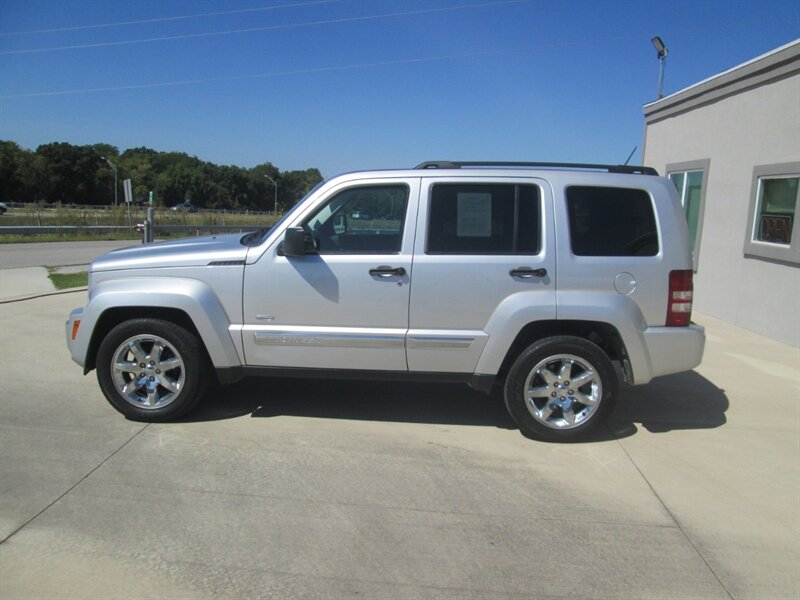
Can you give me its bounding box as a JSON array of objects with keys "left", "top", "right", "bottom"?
[
  {"left": 427, "top": 183, "right": 540, "bottom": 254},
  {"left": 566, "top": 186, "right": 659, "bottom": 256}
]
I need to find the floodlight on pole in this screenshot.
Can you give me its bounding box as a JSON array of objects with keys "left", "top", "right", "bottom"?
[
  {"left": 651, "top": 36, "right": 668, "bottom": 99},
  {"left": 101, "top": 156, "right": 118, "bottom": 207}
]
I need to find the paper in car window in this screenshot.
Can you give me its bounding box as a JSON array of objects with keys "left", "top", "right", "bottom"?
[{"left": 457, "top": 193, "right": 491, "bottom": 237}]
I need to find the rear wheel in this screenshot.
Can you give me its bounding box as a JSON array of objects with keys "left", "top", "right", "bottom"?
[
  {"left": 96, "top": 318, "right": 209, "bottom": 421},
  {"left": 504, "top": 336, "right": 617, "bottom": 442}
]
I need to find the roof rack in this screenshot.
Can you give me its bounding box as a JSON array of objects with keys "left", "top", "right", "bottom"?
[{"left": 414, "top": 161, "right": 659, "bottom": 176}]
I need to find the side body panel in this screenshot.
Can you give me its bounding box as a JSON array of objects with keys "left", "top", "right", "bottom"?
[
  {"left": 550, "top": 173, "right": 701, "bottom": 383},
  {"left": 408, "top": 176, "right": 557, "bottom": 373},
  {"left": 240, "top": 177, "right": 421, "bottom": 371},
  {"left": 68, "top": 274, "right": 243, "bottom": 369}
]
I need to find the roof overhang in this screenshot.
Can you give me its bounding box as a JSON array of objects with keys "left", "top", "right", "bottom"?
[{"left": 643, "top": 39, "right": 800, "bottom": 125}]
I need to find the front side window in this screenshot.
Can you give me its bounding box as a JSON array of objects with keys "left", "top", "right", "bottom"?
[
  {"left": 743, "top": 162, "right": 800, "bottom": 265},
  {"left": 303, "top": 185, "right": 408, "bottom": 254},
  {"left": 427, "top": 183, "right": 540, "bottom": 254},
  {"left": 566, "top": 186, "right": 658, "bottom": 257}
]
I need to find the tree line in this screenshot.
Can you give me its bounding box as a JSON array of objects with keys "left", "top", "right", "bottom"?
[{"left": 0, "top": 140, "right": 323, "bottom": 212}]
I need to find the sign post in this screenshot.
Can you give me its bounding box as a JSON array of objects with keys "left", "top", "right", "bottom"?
[
  {"left": 144, "top": 191, "right": 155, "bottom": 244},
  {"left": 123, "top": 178, "right": 133, "bottom": 228}
]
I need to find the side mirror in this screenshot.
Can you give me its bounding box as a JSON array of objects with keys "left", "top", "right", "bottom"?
[{"left": 282, "top": 226, "right": 306, "bottom": 257}]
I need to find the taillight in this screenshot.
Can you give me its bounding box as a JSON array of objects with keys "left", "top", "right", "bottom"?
[{"left": 666, "top": 270, "right": 693, "bottom": 327}]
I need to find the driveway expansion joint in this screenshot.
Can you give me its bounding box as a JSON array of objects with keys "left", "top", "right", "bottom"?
[
  {"left": 0, "top": 423, "right": 150, "bottom": 546},
  {"left": 610, "top": 427, "right": 735, "bottom": 600}
]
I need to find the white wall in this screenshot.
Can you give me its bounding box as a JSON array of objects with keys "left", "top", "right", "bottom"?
[{"left": 644, "top": 74, "right": 800, "bottom": 346}]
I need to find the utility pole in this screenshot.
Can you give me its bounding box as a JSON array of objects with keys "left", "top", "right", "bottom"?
[
  {"left": 101, "top": 156, "right": 118, "bottom": 206},
  {"left": 265, "top": 174, "right": 278, "bottom": 214}
]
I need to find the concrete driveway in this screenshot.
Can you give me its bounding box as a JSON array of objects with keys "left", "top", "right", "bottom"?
[{"left": 0, "top": 288, "right": 798, "bottom": 598}]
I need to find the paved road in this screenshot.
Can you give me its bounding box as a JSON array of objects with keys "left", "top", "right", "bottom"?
[
  {"left": 0, "top": 240, "right": 138, "bottom": 269},
  {"left": 0, "top": 292, "right": 797, "bottom": 598}
]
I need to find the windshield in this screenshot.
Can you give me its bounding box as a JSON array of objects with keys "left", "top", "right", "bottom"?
[{"left": 240, "top": 179, "right": 327, "bottom": 246}]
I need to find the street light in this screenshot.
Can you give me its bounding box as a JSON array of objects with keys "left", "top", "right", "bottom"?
[
  {"left": 264, "top": 174, "right": 278, "bottom": 214},
  {"left": 101, "top": 156, "right": 118, "bottom": 207},
  {"left": 651, "top": 36, "right": 668, "bottom": 100}
]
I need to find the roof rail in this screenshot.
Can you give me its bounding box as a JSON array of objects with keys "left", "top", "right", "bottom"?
[{"left": 414, "top": 161, "right": 659, "bottom": 176}]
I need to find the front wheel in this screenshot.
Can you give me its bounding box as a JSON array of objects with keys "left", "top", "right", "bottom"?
[
  {"left": 96, "top": 318, "right": 210, "bottom": 421},
  {"left": 503, "top": 336, "right": 618, "bottom": 442}
]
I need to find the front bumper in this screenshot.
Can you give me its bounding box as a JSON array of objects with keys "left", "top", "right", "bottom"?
[{"left": 65, "top": 307, "right": 86, "bottom": 368}]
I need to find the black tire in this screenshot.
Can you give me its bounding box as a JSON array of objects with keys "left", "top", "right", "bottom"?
[
  {"left": 96, "top": 318, "right": 210, "bottom": 422},
  {"left": 503, "top": 336, "right": 617, "bottom": 442}
]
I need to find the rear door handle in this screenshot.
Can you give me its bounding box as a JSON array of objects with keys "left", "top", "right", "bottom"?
[
  {"left": 510, "top": 267, "right": 547, "bottom": 278},
  {"left": 369, "top": 266, "right": 407, "bottom": 277}
]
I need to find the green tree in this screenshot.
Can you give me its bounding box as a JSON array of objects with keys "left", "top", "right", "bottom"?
[
  {"left": 0, "top": 140, "right": 36, "bottom": 202},
  {"left": 35, "top": 142, "right": 104, "bottom": 205},
  {"left": 2, "top": 140, "right": 322, "bottom": 210},
  {"left": 280, "top": 168, "right": 323, "bottom": 210}
]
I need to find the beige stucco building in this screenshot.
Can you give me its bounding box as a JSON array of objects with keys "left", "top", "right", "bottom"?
[{"left": 643, "top": 40, "right": 800, "bottom": 346}]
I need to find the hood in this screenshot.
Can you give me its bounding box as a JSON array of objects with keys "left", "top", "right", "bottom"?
[{"left": 91, "top": 233, "right": 249, "bottom": 272}]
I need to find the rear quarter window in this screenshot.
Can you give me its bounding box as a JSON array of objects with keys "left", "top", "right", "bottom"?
[{"left": 566, "top": 186, "right": 659, "bottom": 256}]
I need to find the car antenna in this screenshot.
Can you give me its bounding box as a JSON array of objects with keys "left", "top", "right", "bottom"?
[{"left": 624, "top": 146, "right": 637, "bottom": 166}]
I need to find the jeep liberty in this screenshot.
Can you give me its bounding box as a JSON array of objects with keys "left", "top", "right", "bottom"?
[{"left": 66, "top": 161, "right": 705, "bottom": 441}]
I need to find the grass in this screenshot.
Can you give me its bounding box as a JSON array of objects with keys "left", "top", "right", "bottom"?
[
  {"left": 48, "top": 270, "right": 89, "bottom": 289},
  {"left": 0, "top": 206, "right": 279, "bottom": 243},
  {"left": 1, "top": 232, "right": 143, "bottom": 244},
  {"left": 1, "top": 206, "right": 277, "bottom": 227}
]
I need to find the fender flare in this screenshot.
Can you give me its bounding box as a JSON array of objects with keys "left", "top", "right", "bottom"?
[
  {"left": 473, "top": 290, "right": 557, "bottom": 375},
  {"left": 473, "top": 290, "right": 655, "bottom": 385},
  {"left": 73, "top": 277, "right": 242, "bottom": 370}
]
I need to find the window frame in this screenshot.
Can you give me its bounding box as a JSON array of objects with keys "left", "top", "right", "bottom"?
[
  {"left": 666, "top": 159, "right": 710, "bottom": 272},
  {"left": 424, "top": 182, "right": 542, "bottom": 256},
  {"left": 743, "top": 162, "right": 800, "bottom": 266}
]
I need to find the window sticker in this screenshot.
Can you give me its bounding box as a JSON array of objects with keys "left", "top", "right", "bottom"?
[{"left": 457, "top": 193, "right": 491, "bottom": 237}]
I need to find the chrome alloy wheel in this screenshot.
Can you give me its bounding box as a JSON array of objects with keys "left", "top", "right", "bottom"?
[
  {"left": 523, "top": 353, "right": 602, "bottom": 430},
  {"left": 110, "top": 334, "right": 186, "bottom": 409}
]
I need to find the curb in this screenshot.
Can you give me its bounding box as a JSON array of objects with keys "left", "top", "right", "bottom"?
[{"left": 0, "top": 287, "right": 88, "bottom": 304}]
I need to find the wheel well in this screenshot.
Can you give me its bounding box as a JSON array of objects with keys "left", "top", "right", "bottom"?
[
  {"left": 498, "top": 320, "right": 631, "bottom": 382},
  {"left": 84, "top": 307, "right": 205, "bottom": 373}
]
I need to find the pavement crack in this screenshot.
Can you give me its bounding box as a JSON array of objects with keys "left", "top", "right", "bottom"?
[
  {"left": 610, "top": 427, "right": 735, "bottom": 600},
  {"left": 0, "top": 423, "right": 150, "bottom": 546}
]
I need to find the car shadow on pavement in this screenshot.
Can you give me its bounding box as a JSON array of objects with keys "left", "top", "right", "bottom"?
[
  {"left": 608, "top": 370, "right": 729, "bottom": 439},
  {"left": 190, "top": 378, "right": 517, "bottom": 429},
  {"left": 186, "top": 370, "right": 728, "bottom": 441}
]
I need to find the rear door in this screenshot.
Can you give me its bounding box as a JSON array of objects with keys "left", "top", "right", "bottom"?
[{"left": 407, "top": 176, "right": 556, "bottom": 373}]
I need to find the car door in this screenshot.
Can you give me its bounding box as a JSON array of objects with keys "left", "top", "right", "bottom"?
[
  {"left": 241, "top": 178, "right": 420, "bottom": 371},
  {"left": 407, "top": 176, "right": 556, "bottom": 373}
]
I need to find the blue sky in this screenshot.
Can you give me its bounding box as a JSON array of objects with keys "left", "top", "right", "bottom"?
[{"left": 1, "top": 0, "right": 798, "bottom": 177}]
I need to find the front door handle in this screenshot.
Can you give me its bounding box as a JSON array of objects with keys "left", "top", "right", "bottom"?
[
  {"left": 369, "top": 266, "right": 407, "bottom": 277},
  {"left": 510, "top": 267, "right": 547, "bottom": 278}
]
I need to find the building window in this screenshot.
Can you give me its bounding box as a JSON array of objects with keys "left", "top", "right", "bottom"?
[
  {"left": 666, "top": 159, "right": 710, "bottom": 270},
  {"left": 753, "top": 177, "right": 797, "bottom": 244},
  {"left": 743, "top": 162, "right": 800, "bottom": 266}
]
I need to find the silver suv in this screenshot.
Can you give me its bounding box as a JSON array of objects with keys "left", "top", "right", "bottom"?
[{"left": 66, "top": 161, "right": 705, "bottom": 441}]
